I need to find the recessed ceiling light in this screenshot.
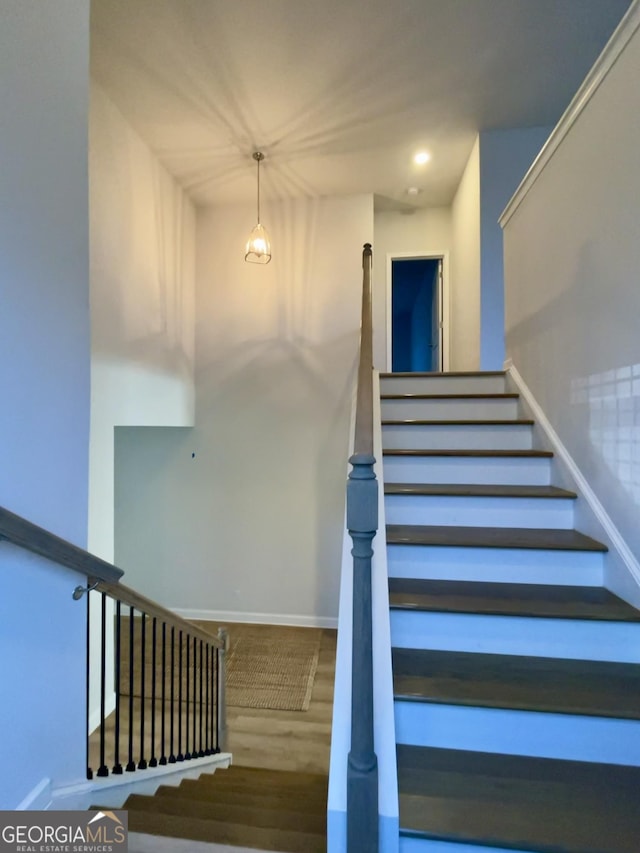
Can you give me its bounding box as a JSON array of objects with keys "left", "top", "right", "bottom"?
[{"left": 414, "top": 151, "right": 431, "bottom": 165}]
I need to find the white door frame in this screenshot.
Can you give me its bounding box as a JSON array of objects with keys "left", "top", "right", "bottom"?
[{"left": 386, "top": 251, "right": 450, "bottom": 373}]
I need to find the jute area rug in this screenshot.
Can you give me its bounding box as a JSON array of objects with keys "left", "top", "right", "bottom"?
[
  {"left": 226, "top": 630, "right": 321, "bottom": 712},
  {"left": 119, "top": 620, "right": 322, "bottom": 713}
]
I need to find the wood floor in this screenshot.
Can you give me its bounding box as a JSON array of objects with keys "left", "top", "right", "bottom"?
[
  {"left": 196, "top": 621, "right": 337, "bottom": 775},
  {"left": 88, "top": 622, "right": 336, "bottom": 777}
]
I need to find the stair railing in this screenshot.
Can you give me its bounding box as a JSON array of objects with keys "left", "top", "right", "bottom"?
[
  {"left": 0, "top": 505, "right": 227, "bottom": 781},
  {"left": 346, "top": 242, "right": 379, "bottom": 850}
]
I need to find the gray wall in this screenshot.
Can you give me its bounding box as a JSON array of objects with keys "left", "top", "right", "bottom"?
[
  {"left": 115, "top": 195, "right": 373, "bottom": 624},
  {"left": 0, "top": 1, "right": 91, "bottom": 807},
  {"left": 89, "top": 83, "right": 196, "bottom": 564},
  {"left": 450, "top": 129, "right": 553, "bottom": 372},
  {"left": 502, "top": 13, "right": 640, "bottom": 601},
  {"left": 479, "top": 126, "right": 552, "bottom": 369},
  {"left": 451, "top": 138, "right": 481, "bottom": 370}
]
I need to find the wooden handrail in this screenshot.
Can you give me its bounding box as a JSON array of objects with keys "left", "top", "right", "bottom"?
[
  {"left": 0, "top": 504, "right": 223, "bottom": 648},
  {"left": 95, "top": 579, "right": 224, "bottom": 648},
  {"left": 353, "top": 243, "right": 374, "bottom": 456},
  {"left": 0, "top": 505, "right": 123, "bottom": 584},
  {"left": 2, "top": 504, "right": 227, "bottom": 778}
]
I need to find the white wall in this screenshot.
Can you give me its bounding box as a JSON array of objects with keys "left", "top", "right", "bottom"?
[
  {"left": 373, "top": 208, "right": 452, "bottom": 370},
  {"left": 451, "top": 138, "right": 481, "bottom": 370},
  {"left": 502, "top": 11, "right": 640, "bottom": 601},
  {"left": 89, "top": 83, "right": 196, "bottom": 563},
  {"left": 0, "top": 1, "right": 91, "bottom": 807},
  {"left": 479, "top": 127, "right": 552, "bottom": 370},
  {"left": 114, "top": 195, "right": 373, "bottom": 623}
]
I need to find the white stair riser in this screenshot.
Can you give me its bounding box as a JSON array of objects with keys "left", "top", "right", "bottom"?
[
  {"left": 395, "top": 701, "right": 640, "bottom": 766},
  {"left": 382, "top": 423, "right": 532, "bottom": 451},
  {"left": 400, "top": 838, "right": 525, "bottom": 853},
  {"left": 390, "top": 610, "right": 640, "bottom": 662},
  {"left": 380, "top": 375, "right": 506, "bottom": 395},
  {"left": 383, "top": 456, "right": 551, "bottom": 486},
  {"left": 381, "top": 398, "right": 519, "bottom": 420},
  {"left": 387, "top": 545, "right": 604, "bottom": 587},
  {"left": 384, "top": 494, "right": 574, "bottom": 529}
]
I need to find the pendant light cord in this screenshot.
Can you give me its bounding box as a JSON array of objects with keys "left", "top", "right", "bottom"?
[
  {"left": 257, "top": 155, "right": 261, "bottom": 224},
  {"left": 253, "top": 151, "right": 264, "bottom": 225}
]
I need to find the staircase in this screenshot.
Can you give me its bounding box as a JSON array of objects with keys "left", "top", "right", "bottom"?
[
  {"left": 381, "top": 371, "right": 640, "bottom": 853},
  {"left": 104, "top": 766, "right": 327, "bottom": 851}
]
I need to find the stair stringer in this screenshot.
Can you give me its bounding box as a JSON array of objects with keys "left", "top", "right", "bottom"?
[
  {"left": 505, "top": 360, "right": 640, "bottom": 608},
  {"left": 49, "top": 752, "right": 232, "bottom": 811}
]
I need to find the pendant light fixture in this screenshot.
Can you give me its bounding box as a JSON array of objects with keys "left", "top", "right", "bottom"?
[{"left": 245, "top": 151, "right": 271, "bottom": 264}]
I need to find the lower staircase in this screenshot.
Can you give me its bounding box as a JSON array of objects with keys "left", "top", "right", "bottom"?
[
  {"left": 381, "top": 370, "right": 640, "bottom": 852},
  {"left": 108, "top": 766, "right": 327, "bottom": 851}
]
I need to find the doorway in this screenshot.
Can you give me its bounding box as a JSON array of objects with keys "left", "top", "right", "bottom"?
[{"left": 388, "top": 256, "right": 444, "bottom": 372}]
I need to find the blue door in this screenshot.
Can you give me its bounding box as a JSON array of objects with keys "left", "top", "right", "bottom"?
[{"left": 391, "top": 258, "right": 442, "bottom": 372}]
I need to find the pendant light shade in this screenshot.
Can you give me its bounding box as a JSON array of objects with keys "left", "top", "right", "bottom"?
[{"left": 245, "top": 151, "right": 271, "bottom": 264}]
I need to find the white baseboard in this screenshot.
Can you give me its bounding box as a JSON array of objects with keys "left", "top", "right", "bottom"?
[
  {"left": 16, "top": 777, "right": 52, "bottom": 810},
  {"left": 506, "top": 361, "right": 640, "bottom": 592},
  {"left": 172, "top": 608, "right": 338, "bottom": 630}
]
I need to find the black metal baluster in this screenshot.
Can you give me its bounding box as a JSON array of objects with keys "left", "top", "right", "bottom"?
[
  {"left": 216, "top": 628, "right": 227, "bottom": 753},
  {"left": 213, "top": 643, "right": 219, "bottom": 753},
  {"left": 97, "top": 592, "right": 109, "bottom": 776},
  {"left": 184, "top": 634, "right": 191, "bottom": 761},
  {"left": 192, "top": 636, "right": 197, "bottom": 757},
  {"left": 198, "top": 639, "right": 204, "bottom": 757},
  {"left": 177, "top": 629, "right": 184, "bottom": 761},
  {"left": 184, "top": 631, "right": 191, "bottom": 760},
  {"left": 204, "top": 643, "right": 210, "bottom": 755},
  {"left": 86, "top": 592, "right": 93, "bottom": 780},
  {"left": 169, "top": 626, "right": 176, "bottom": 763},
  {"left": 160, "top": 622, "right": 167, "bottom": 765},
  {"left": 113, "top": 601, "right": 123, "bottom": 774},
  {"left": 126, "top": 607, "right": 136, "bottom": 772},
  {"left": 149, "top": 617, "right": 158, "bottom": 767},
  {"left": 138, "top": 612, "right": 147, "bottom": 769}
]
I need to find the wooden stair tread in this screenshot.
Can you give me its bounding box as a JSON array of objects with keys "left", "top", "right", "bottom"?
[
  {"left": 383, "top": 448, "right": 552, "bottom": 457},
  {"left": 392, "top": 648, "right": 640, "bottom": 718},
  {"left": 195, "top": 765, "right": 329, "bottom": 789},
  {"left": 386, "top": 523, "right": 607, "bottom": 551},
  {"left": 380, "top": 371, "right": 506, "bottom": 378},
  {"left": 124, "top": 791, "right": 326, "bottom": 833},
  {"left": 161, "top": 778, "right": 326, "bottom": 811},
  {"left": 385, "top": 483, "right": 576, "bottom": 498},
  {"left": 381, "top": 392, "right": 518, "bottom": 400},
  {"left": 124, "top": 810, "right": 325, "bottom": 853},
  {"left": 397, "top": 745, "right": 640, "bottom": 853},
  {"left": 116, "top": 766, "right": 327, "bottom": 852},
  {"left": 388, "top": 577, "right": 640, "bottom": 621},
  {"left": 382, "top": 418, "right": 534, "bottom": 425}
]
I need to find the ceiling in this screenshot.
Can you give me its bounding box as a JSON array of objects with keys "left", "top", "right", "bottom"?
[{"left": 90, "top": 0, "right": 631, "bottom": 210}]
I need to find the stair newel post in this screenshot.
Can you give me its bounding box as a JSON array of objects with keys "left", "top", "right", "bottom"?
[
  {"left": 347, "top": 451, "right": 379, "bottom": 852},
  {"left": 217, "top": 627, "right": 229, "bottom": 753}
]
